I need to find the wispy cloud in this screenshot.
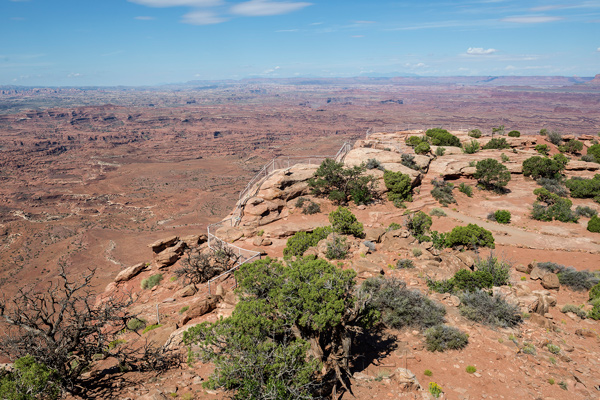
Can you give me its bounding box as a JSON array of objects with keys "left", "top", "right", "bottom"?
[
  {"left": 597, "top": 47, "right": 600, "bottom": 52},
  {"left": 275, "top": 29, "right": 299, "bottom": 32},
  {"left": 530, "top": 2, "right": 600, "bottom": 12},
  {"left": 181, "top": 10, "right": 228, "bottom": 25},
  {"left": 128, "top": 0, "right": 222, "bottom": 7},
  {"left": 501, "top": 15, "right": 564, "bottom": 23},
  {"left": 231, "top": 0, "right": 312, "bottom": 16},
  {"left": 134, "top": 16, "right": 155, "bottom": 20},
  {"left": 261, "top": 65, "right": 281, "bottom": 74},
  {"left": 466, "top": 47, "right": 497, "bottom": 55},
  {"left": 353, "top": 20, "right": 375, "bottom": 24}
]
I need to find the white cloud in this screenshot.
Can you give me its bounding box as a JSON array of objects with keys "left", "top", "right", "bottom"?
[
  {"left": 134, "top": 16, "right": 155, "bottom": 20},
  {"left": 351, "top": 35, "right": 364, "bottom": 38},
  {"left": 353, "top": 20, "right": 375, "bottom": 24},
  {"left": 181, "top": 10, "right": 227, "bottom": 24},
  {"left": 501, "top": 15, "right": 563, "bottom": 23},
  {"left": 231, "top": 0, "right": 312, "bottom": 16},
  {"left": 467, "top": 47, "right": 497, "bottom": 55},
  {"left": 128, "top": 0, "right": 222, "bottom": 7},
  {"left": 68, "top": 73, "right": 82, "bottom": 78},
  {"left": 597, "top": 47, "right": 600, "bottom": 52}
]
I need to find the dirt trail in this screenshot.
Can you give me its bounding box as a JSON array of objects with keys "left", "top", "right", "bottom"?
[{"left": 443, "top": 208, "right": 600, "bottom": 253}]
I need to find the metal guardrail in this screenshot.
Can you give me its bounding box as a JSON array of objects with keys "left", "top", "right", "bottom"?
[{"left": 201, "top": 141, "right": 353, "bottom": 293}]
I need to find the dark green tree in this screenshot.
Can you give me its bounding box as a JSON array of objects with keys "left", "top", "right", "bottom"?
[{"left": 473, "top": 159, "right": 511, "bottom": 190}]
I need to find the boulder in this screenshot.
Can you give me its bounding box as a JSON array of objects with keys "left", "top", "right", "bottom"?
[
  {"left": 180, "top": 234, "right": 206, "bottom": 248},
  {"left": 351, "top": 259, "right": 384, "bottom": 279},
  {"left": 115, "top": 262, "right": 147, "bottom": 283},
  {"left": 412, "top": 155, "right": 431, "bottom": 170},
  {"left": 364, "top": 227, "right": 386, "bottom": 243},
  {"left": 541, "top": 273, "right": 560, "bottom": 290},
  {"left": 515, "top": 264, "right": 531, "bottom": 274},
  {"left": 154, "top": 241, "right": 186, "bottom": 269},
  {"left": 530, "top": 266, "right": 548, "bottom": 280},
  {"left": 214, "top": 226, "right": 244, "bottom": 242},
  {"left": 149, "top": 236, "right": 179, "bottom": 254},
  {"left": 455, "top": 251, "right": 476, "bottom": 270},
  {"left": 255, "top": 164, "right": 319, "bottom": 201},
  {"left": 529, "top": 313, "right": 554, "bottom": 330},
  {"left": 175, "top": 284, "right": 197, "bottom": 298},
  {"left": 181, "top": 296, "right": 220, "bottom": 325}
]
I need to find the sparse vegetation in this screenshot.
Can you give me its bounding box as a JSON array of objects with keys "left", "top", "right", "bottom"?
[
  {"left": 412, "top": 248, "right": 423, "bottom": 257},
  {"left": 302, "top": 200, "right": 321, "bottom": 215},
  {"left": 458, "top": 183, "right": 473, "bottom": 197},
  {"left": 575, "top": 205, "right": 597, "bottom": 218},
  {"left": 396, "top": 259, "right": 415, "bottom": 269},
  {"left": 435, "top": 146, "right": 446, "bottom": 156},
  {"left": 401, "top": 153, "right": 422, "bottom": 171},
  {"left": 127, "top": 318, "right": 147, "bottom": 331},
  {"left": 465, "top": 365, "right": 477, "bottom": 373},
  {"left": 431, "top": 178, "right": 456, "bottom": 206},
  {"left": 462, "top": 139, "right": 480, "bottom": 154},
  {"left": 468, "top": 129, "right": 482, "bottom": 138},
  {"left": 179, "top": 306, "right": 190, "bottom": 314},
  {"left": 561, "top": 304, "right": 586, "bottom": 319},
  {"left": 424, "top": 325, "right": 469, "bottom": 352},
  {"left": 559, "top": 139, "right": 583, "bottom": 154},
  {"left": 406, "top": 211, "right": 433, "bottom": 242},
  {"left": 492, "top": 209, "right": 511, "bottom": 224},
  {"left": 531, "top": 188, "right": 578, "bottom": 223},
  {"left": 325, "top": 235, "right": 349, "bottom": 260},
  {"left": 536, "top": 262, "right": 599, "bottom": 291},
  {"left": 507, "top": 130, "right": 520, "bottom": 138},
  {"left": 424, "top": 369, "right": 433, "bottom": 376},
  {"left": 565, "top": 175, "right": 600, "bottom": 201},
  {"left": 387, "top": 222, "right": 402, "bottom": 231},
  {"left": 283, "top": 226, "right": 333, "bottom": 258},
  {"left": 428, "top": 269, "right": 493, "bottom": 294},
  {"left": 0, "top": 355, "right": 61, "bottom": 400},
  {"left": 547, "top": 131, "right": 562, "bottom": 145},
  {"left": 430, "top": 208, "right": 447, "bottom": 217},
  {"left": 547, "top": 344, "right": 561, "bottom": 355},
  {"left": 535, "top": 144, "right": 550, "bottom": 155},
  {"left": 365, "top": 158, "right": 384, "bottom": 171},
  {"left": 142, "top": 324, "right": 163, "bottom": 334},
  {"left": 415, "top": 141, "right": 431, "bottom": 154},
  {"left": 474, "top": 253, "right": 511, "bottom": 287},
  {"left": 522, "top": 343, "right": 536, "bottom": 355},
  {"left": 537, "top": 177, "right": 568, "bottom": 197},
  {"left": 429, "top": 382, "right": 443, "bottom": 398}
]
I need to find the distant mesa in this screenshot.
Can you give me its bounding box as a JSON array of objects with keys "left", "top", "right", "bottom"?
[
  {"left": 588, "top": 74, "right": 600, "bottom": 85},
  {"left": 380, "top": 99, "right": 403, "bottom": 105}
]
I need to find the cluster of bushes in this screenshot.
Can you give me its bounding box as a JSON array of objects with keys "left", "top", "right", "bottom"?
[
  {"left": 325, "top": 235, "right": 349, "bottom": 260},
  {"left": 559, "top": 139, "right": 583, "bottom": 155},
  {"left": 468, "top": 129, "right": 482, "bottom": 138},
  {"left": 309, "top": 159, "right": 376, "bottom": 205},
  {"left": 405, "top": 136, "right": 431, "bottom": 154},
  {"left": 462, "top": 140, "right": 480, "bottom": 154},
  {"left": 535, "top": 144, "right": 550, "bottom": 156},
  {"left": 426, "top": 128, "right": 461, "bottom": 147},
  {"left": 329, "top": 206, "right": 364, "bottom": 237},
  {"left": 482, "top": 138, "right": 510, "bottom": 150},
  {"left": 474, "top": 158, "right": 511, "bottom": 191},
  {"left": 431, "top": 179, "right": 456, "bottom": 206},
  {"left": 586, "top": 143, "right": 600, "bottom": 163},
  {"left": 565, "top": 175, "right": 600, "bottom": 201},
  {"left": 588, "top": 282, "right": 600, "bottom": 320},
  {"left": 537, "top": 177, "right": 568, "bottom": 197},
  {"left": 537, "top": 262, "right": 599, "bottom": 291},
  {"left": 531, "top": 188, "right": 578, "bottom": 223},
  {"left": 507, "top": 130, "right": 520, "bottom": 138},
  {"left": 458, "top": 183, "right": 473, "bottom": 197},
  {"left": 522, "top": 155, "right": 567, "bottom": 180},
  {"left": 401, "top": 153, "right": 422, "bottom": 171},
  {"left": 424, "top": 325, "right": 469, "bottom": 352},
  {"left": 141, "top": 274, "right": 163, "bottom": 290},
  {"left": 428, "top": 254, "right": 509, "bottom": 294},
  {"left": 459, "top": 291, "right": 522, "bottom": 328},
  {"left": 0, "top": 355, "right": 61, "bottom": 400},
  {"left": 547, "top": 131, "right": 562, "bottom": 145}
]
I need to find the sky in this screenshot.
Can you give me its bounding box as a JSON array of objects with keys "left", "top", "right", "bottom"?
[{"left": 1, "top": 0, "right": 599, "bottom": 86}]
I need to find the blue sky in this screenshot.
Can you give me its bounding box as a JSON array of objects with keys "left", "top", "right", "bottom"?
[{"left": 1, "top": 0, "right": 599, "bottom": 86}]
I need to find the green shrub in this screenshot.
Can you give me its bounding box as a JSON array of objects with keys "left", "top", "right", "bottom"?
[
  {"left": 587, "top": 143, "right": 600, "bottom": 162},
  {"left": 414, "top": 141, "right": 431, "bottom": 154},
  {"left": 361, "top": 277, "right": 446, "bottom": 330},
  {"left": 475, "top": 253, "right": 511, "bottom": 287},
  {"left": 547, "top": 344, "right": 561, "bottom": 354},
  {"left": 462, "top": 140, "right": 480, "bottom": 154},
  {"left": 127, "top": 318, "right": 146, "bottom": 331},
  {"left": 387, "top": 222, "right": 402, "bottom": 231},
  {"left": 465, "top": 365, "right": 477, "bottom": 373},
  {"left": 295, "top": 197, "right": 306, "bottom": 208},
  {"left": 588, "top": 304, "right": 600, "bottom": 320},
  {"left": 429, "top": 382, "right": 443, "bottom": 398},
  {"left": 535, "top": 144, "right": 550, "bottom": 156},
  {"left": 309, "top": 158, "right": 376, "bottom": 205},
  {"left": 425, "top": 128, "right": 461, "bottom": 147},
  {"left": 329, "top": 207, "right": 364, "bottom": 237},
  {"left": 561, "top": 304, "right": 586, "bottom": 319},
  {"left": 547, "top": 131, "right": 562, "bottom": 145},
  {"left": 559, "top": 139, "right": 583, "bottom": 154},
  {"left": 424, "top": 369, "right": 433, "bottom": 376},
  {"left": 540, "top": 128, "right": 548, "bottom": 136},
  {"left": 428, "top": 269, "right": 493, "bottom": 294},
  {"left": 302, "top": 201, "right": 321, "bottom": 215},
  {"left": 430, "top": 208, "right": 447, "bottom": 217},
  {"left": 406, "top": 211, "right": 432, "bottom": 242},
  {"left": 445, "top": 224, "right": 495, "bottom": 249},
  {"left": 575, "top": 205, "right": 597, "bottom": 218},
  {"left": 430, "top": 231, "right": 448, "bottom": 250},
  {"left": 0, "top": 355, "right": 61, "bottom": 400},
  {"left": 522, "top": 156, "right": 565, "bottom": 180},
  {"left": 406, "top": 135, "right": 425, "bottom": 147},
  {"left": 435, "top": 147, "right": 446, "bottom": 156},
  {"left": 325, "top": 235, "right": 349, "bottom": 260},
  {"left": 401, "top": 153, "right": 422, "bottom": 171},
  {"left": 501, "top": 153, "right": 510, "bottom": 162},
  {"left": 522, "top": 343, "right": 536, "bottom": 355},
  {"left": 384, "top": 170, "right": 413, "bottom": 202},
  {"left": 565, "top": 175, "right": 600, "bottom": 199},
  {"left": 581, "top": 154, "right": 597, "bottom": 163},
  {"left": 558, "top": 381, "right": 568, "bottom": 390},
  {"left": 507, "top": 130, "right": 520, "bottom": 138},
  {"left": 493, "top": 210, "right": 511, "bottom": 224},
  {"left": 283, "top": 226, "right": 333, "bottom": 258},
  {"left": 537, "top": 177, "right": 568, "bottom": 197},
  {"left": 431, "top": 179, "right": 456, "bottom": 206},
  {"left": 424, "top": 325, "right": 469, "bottom": 352},
  {"left": 396, "top": 259, "right": 415, "bottom": 269},
  {"left": 482, "top": 137, "right": 510, "bottom": 150},
  {"left": 468, "top": 129, "right": 482, "bottom": 138},
  {"left": 474, "top": 159, "right": 511, "bottom": 190},
  {"left": 589, "top": 282, "right": 600, "bottom": 300},
  {"left": 142, "top": 324, "right": 163, "bottom": 334},
  {"left": 459, "top": 290, "right": 522, "bottom": 328},
  {"left": 458, "top": 183, "right": 473, "bottom": 197},
  {"left": 141, "top": 274, "right": 163, "bottom": 290},
  {"left": 179, "top": 306, "right": 190, "bottom": 314},
  {"left": 412, "top": 248, "right": 422, "bottom": 257},
  {"left": 365, "top": 158, "right": 384, "bottom": 171}
]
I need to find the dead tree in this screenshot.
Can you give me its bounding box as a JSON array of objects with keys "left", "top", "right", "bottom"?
[
  {"left": 175, "top": 240, "right": 241, "bottom": 288},
  {"left": 0, "top": 266, "right": 179, "bottom": 395}
]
